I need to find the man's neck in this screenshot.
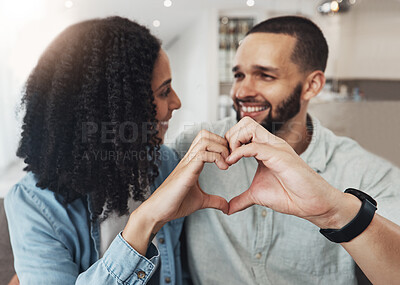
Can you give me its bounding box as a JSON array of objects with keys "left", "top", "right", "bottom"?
[{"left": 276, "top": 112, "right": 312, "bottom": 155}]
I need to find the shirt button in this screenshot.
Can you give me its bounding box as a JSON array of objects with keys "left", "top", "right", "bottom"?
[
  {"left": 255, "top": 252, "right": 262, "bottom": 259},
  {"left": 261, "top": 210, "right": 267, "bottom": 217},
  {"left": 159, "top": 238, "right": 165, "bottom": 244},
  {"left": 165, "top": 277, "right": 171, "bottom": 283},
  {"left": 137, "top": 271, "right": 146, "bottom": 279}
]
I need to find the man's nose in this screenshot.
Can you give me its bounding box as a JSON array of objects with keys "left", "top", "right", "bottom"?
[{"left": 236, "top": 78, "right": 257, "bottom": 99}]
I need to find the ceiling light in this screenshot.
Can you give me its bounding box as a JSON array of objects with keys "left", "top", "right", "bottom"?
[
  {"left": 331, "top": 1, "right": 339, "bottom": 12},
  {"left": 153, "top": 20, "right": 161, "bottom": 27},
  {"left": 349, "top": 0, "right": 356, "bottom": 4},
  {"left": 246, "top": 0, "right": 255, "bottom": 7},
  {"left": 163, "top": 0, "right": 172, "bottom": 8},
  {"left": 318, "top": 2, "right": 332, "bottom": 13},
  {"left": 318, "top": 0, "right": 351, "bottom": 15},
  {"left": 64, "top": 1, "right": 73, "bottom": 8}
]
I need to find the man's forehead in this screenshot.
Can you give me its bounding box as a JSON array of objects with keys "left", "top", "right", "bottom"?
[{"left": 235, "top": 33, "right": 297, "bottom": 67}]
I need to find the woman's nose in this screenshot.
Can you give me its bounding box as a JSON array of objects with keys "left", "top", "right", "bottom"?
[{"left": 170, "top": 88, "right": 181, "bottom": 110}]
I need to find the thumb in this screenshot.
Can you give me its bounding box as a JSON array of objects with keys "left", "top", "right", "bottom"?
[
  {"left": 201, "top": 194, "right": 229, "bottom": 214},
  {"left": 228, "top": 190, "right": 255, "bottom": 215}
]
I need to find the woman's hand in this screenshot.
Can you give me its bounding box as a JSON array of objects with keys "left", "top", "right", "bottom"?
[
  {"left": 145, "top": 130, "right": 230, "bottom": 222},
  {"left": 122, "top": 130, "right": 230, "bottom": 254}
]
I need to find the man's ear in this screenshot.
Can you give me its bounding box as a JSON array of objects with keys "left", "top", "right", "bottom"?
[{"left": 301, "top": 70, "right": 326, "bottom": 101}]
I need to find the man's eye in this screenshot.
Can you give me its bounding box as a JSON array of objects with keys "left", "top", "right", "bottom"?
[
  {"left": 261, "top": 73, "right": 274, "bottom": 80},
  {"left": 234, "top": 73, "right": 244, "bottom": 79}
]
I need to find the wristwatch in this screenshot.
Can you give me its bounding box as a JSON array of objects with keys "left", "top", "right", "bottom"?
[{"left": 320, "top": 188, "right": 377, "bottom": 243}]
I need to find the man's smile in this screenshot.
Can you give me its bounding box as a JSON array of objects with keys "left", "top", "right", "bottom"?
[{"left": 238, "top": 101, "right": 271, "bottom": 121}]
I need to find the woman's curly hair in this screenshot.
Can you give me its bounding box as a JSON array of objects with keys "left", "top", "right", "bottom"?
[{"left": 17, "top": 16, "right": 162, "bottom": 220}]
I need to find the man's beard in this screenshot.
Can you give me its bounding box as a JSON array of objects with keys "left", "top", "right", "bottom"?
[{"left": 235, "top": 83, "right": 303, "bottom": 134}]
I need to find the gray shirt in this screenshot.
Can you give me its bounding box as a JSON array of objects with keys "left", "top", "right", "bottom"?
[{"left": 173, "top": 115, "right": 400, "bottom": 285}]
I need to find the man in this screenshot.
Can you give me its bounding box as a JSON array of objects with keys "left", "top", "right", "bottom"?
[{"left": 173, "top": 16, "right": 400, "bottom": 284}]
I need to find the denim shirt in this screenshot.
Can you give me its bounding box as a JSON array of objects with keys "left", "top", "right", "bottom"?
[{"left": 5, "top": 145, "right": 184, "bottom": 285}]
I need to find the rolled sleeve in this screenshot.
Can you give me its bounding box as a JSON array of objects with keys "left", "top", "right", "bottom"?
[{"left": 100, "top": 233, "right": 160, "bottom": 284}]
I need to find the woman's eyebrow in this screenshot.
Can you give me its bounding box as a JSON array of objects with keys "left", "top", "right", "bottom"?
[{"left": 156, "top": 79, "right": 172, "bottom": 91}]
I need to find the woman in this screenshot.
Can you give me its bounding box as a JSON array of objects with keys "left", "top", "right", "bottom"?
[{"left": 5, "top": 16, "right": 229, "bottom": 284}]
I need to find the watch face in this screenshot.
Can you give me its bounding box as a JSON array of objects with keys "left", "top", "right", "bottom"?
[{"left": 345, "top": 188, "right": 377, "bottom": 206}]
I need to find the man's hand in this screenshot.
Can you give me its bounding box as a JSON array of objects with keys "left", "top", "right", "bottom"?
[{"left": 225, "top": 117, "right": 357, "bottom": 229}]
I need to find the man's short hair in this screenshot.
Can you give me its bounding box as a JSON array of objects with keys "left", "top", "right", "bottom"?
[{"left": 247, "top": 16, "right": 329, "bottom": 73}]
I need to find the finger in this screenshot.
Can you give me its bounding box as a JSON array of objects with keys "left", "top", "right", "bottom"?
[
  {"left": 188, "top": 150, "right": 229, "bottom": 172},
  {"left": 189, "top": 137, "right": 230, "bottom": 160},
  {"left": 202, "top": 193, "right": 229, "bottom": 214},
  {"left": 226, "top": 143, "right": 292, "bottom": 176},
  {"left": 225, "top": 142, "right": 261, "bottom": 165},
  {"left": 225, "top": 116, "right": 254, "bottom": 143},
  {"left": 228, "top": 189, "right": 255, "bottom": 215},
  {"left": 188, "top": 129, "right": 228, "bottom": 154},
  {"left": 225, "top": 117, "right": 284, "bottom": 152},
  {"left": 225, "top": 117, "right": 257, "bottom": 151}
]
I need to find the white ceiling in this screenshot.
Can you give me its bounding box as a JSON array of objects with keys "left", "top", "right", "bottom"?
[
  {"left": 2, "top": 0, "right": 316, "bottom": 87},
  {"left": 7, "top": 0, "right": 398, "bottom": 48},
  {"left": 50, "top": 0, "right": 318, "bottom": 46},
  {"left": 2, "top": 0, "right": 399, "bottom": 79}
]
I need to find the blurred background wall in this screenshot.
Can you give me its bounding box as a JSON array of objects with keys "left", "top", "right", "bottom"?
[
  {"left": 1, "top": 0, "right": 400, "bottom": 197},
  {"left": 0, "top": 1, "right": 399, "bottom": 283}
]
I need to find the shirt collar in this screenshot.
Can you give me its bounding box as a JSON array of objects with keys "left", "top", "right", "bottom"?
[{"left": 300, "top": 114, "right": 328, "bottom": 173}]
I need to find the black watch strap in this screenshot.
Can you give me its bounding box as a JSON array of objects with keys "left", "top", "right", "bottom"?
[{"left": 320, "top": 188, "right": 377, "bottom": 243}]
